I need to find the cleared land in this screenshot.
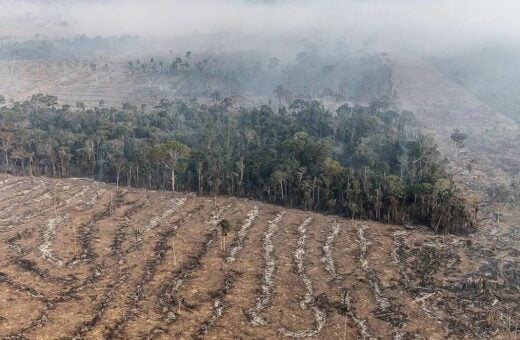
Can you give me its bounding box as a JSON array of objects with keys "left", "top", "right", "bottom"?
[
  {"left": 0, "top": 175, "right": 517, "bottom": 339},
  {"left": 0, "top": 54, "right": 518, "bottom": 339},
  {"left": 0, "top": 58, "right": 175, "bottom": 107}
]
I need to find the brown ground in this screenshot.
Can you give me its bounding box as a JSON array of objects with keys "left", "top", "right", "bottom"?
[
  {"left": 0, "top": 175, "right": 517, "bottom": 339},
  {"left": 0, "top": 58, "right": 177, "bottom": 108},
  {"left": 0, "top": 54, "right": 517, "bottom": 339}
]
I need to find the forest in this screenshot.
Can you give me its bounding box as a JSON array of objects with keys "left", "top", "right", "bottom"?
[
  {"left": 0, "top": 93, "right": 472, "bottom": 234},
  {"left": 125, "top": 46, "right": 393, "bottom": 102}
]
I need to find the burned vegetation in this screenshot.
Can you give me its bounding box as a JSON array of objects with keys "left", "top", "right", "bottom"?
[{"left": 0, "top": 176, "right": 516, "bottom": 339}]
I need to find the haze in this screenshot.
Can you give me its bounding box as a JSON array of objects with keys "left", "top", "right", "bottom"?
[
  {"left": 0, "top": 1, "right": 518, "bottom": 339},
  {"left": 1, "top": 0, "right": 520, "bottom": 53}
]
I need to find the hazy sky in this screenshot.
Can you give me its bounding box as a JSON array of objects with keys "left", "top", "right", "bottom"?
[{"left": 1, "top": 0, "right": 518, "bottom": 51}]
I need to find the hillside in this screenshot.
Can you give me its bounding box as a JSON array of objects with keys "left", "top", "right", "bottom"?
[
  {"left": 429, "top": 45, "right": 520, "bottom": 122},
  {"left": 391, "top": 54, "right": 520, "bottom": 338},
  {"left": 391, "top": 53, "right": 519, "bottom": 245},
  {"left": 0, "top": 46, "right": 393, "bottom": 109},
  {"left": 0, "top": 175, "right": 517, "bottom": 339},
  {"left": 0, "top": 58, "right": 173, "bottom": 107}
]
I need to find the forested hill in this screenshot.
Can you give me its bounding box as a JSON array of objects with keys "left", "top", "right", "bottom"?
[{"left": 0, "top": 95, "right": 472, "bottom": 233}]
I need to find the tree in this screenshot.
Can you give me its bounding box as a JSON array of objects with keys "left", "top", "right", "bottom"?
[
  {"left": 450, "top": 129, "right": 468, "bottom": 149},
  {"left": 72, "top": 219, "right": 77, "bottom": 259},
  {"left": 0, "top": 95, "right": 473, "bottom": 235},
  {"left": 273, "top": 85, "right": 292, "bottom": 109},
  {"left": 128, "top": 219, "right": 141, "bottom": 243},
  {"left": 154, "top": 141, "right": 190, "bottom": 194},
  {"left": 57, "top": 147, "right": 71, "bottom": 178},
  {"left": 51, "top": 191, "right": 63, "bottom": 218},
  {"left": 272, "top": 170, "right": 288, "bottom": 201},
  {"left": 107, "top": 141, "right": 125, "bottom": 190},
  {"left": 125, "top": 161, "right": 135, "bottom": 187},
  {"left": 11, "top": 148, "right": 32, "bottom": 176},
  {"left": 450, "top": 129, "right": 468, "bottom": 165},
  {"left": 76, "top": 101, "right": 85, "bottom": 111},
  {"left": 0, "top": 130, "right": 14, "bottom": 174},
  {"left": 218, "top": 219, "right": 232, "bottom": 252}
]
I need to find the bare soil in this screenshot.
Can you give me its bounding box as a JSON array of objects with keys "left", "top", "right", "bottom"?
[{"left": 0, "top": 175, "right": 517, "bottom": 339}]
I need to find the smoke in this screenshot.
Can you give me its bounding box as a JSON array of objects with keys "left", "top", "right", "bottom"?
[{"left": 1, "top": 0, "right": 519, "bottom": 52}]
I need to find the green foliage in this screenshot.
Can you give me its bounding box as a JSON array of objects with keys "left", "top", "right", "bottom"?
[
  {"left": 153, "top": 140, "right": 190, "bottom": 170},
  {"left": 0, "top": 95, "right": 473, "bottom": 234}
]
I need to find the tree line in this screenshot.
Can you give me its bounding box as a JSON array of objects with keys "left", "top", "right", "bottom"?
[
  {"left": 0, "top": 94, "right": 473, "bottom": 234},
  {"left": 126, "top": 46, "right": 393, "bottom": 106}
]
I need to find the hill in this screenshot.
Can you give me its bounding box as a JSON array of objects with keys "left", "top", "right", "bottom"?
[
  {"left": 430, "top": 45, "right": 520, "bottom": 122},
  {"left": 0, "top": 58, "right": 166, "bottom": 108},
  {"left": 391, "top": 53, "right": 519, "bottom": 247},
  {"left": 0, "top": 175, "right": 517, "bottom": 339}
]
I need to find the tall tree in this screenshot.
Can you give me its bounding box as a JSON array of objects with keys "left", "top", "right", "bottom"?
[
  {"left": 154, "top": 141, "right": 190, "bottom": 193},
  {"left": 0, "top": 130, "right": 14, "bottom": 174}
]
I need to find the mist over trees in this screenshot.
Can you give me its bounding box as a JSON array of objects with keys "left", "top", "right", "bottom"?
[{"left": 125, "top": 45, "right": 393, "bottom": 104}]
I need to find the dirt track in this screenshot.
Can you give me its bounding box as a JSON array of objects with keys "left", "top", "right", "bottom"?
[{"left": 0, "top": 175, "right": 517, "bottom": 339}]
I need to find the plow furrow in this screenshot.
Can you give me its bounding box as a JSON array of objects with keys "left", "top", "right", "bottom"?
[
  {"left": 321, "top": 220, "right": 341, "bottom": 280},
  {"left": 104, "top": 205, "right": 199, "bottom": 338},
  {"left": 193, "top": 270, "right": 239, "bottom": 340},
  {"left": 226, "top": 205, "right": 259, "bottom": 263},
  {"left": 279, "top": 217, "right": 326, "bottom": 338},
  {"left": 357, "top": 225, "right": 407, "bottom": 335},
  {"left": 246, "top": 210, "right": 286, "bottom": 326},
  {"left": 153, "top": 203, "right": 234, "bottom": 325}
]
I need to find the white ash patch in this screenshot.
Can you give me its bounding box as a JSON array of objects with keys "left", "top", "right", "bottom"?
[
  {"left": 144, "top": 197, "right": 187, "bottom": 232},
  {"left": 0, "top": 179, "right": 29, "bottom": 196},
  {"left": 247, "top": 210, "right": 286, "bottom": 326},
  {"left": 340, "top": 289, "right": 372, "bottom": 339},
  {"left": 226, "top": 206, "right": 259, "bottom": 263},
  {"left": 195, "top": 273, "right": 236, "bottom": 339},
  {"left": 357, "top": 224, "right": 390, "bottom": 311},
  {"left": 208, "top": 202, "right": 233, "bottom": 227},
  {"left": 0, "top": 182, "right": 46, "bottom": 217},
  {"left": 321, "top": 220, "right": 341, "bottom": 280},
  {"left": 64, "top": 185, "right": 93, "bottom": 205},
  {"left": 34, "top": 192, "right": 52, "bottom": 203},
  {"left": 39, "top": 215, "right": 67, "bottom": 267},
  {"left": 279, "top": 217, "right": 326, "bottom": 338}
]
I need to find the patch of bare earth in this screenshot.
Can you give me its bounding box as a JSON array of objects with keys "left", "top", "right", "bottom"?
[{"left": 0, "top": 175, "right": 517, "bottom": 339}]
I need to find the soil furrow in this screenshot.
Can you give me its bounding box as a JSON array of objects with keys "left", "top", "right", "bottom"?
[
  {"left": 279, "top": 217, "right": 326, "bottom": 338},
  {"left": 246, "top": 210, "right": 286, "bottom": 326}
]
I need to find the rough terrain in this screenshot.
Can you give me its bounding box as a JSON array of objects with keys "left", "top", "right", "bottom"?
[
  {"left": 0, "top": 53, "right": 517, "bottom": 339},
  {"left": 0, "top": 175, "right": 517, "bottom": 339},
  {"left": 0, "top": 58, "right": 175, "bottom": 107}
]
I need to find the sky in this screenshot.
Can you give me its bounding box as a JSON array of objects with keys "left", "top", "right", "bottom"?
[{"left": 0, "top": 0, "right": 519, "bottom": 52}]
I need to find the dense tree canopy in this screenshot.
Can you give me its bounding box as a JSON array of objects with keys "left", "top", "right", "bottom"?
[{"left": 0, "top": 94, "right": 473, "bottom": 234}]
